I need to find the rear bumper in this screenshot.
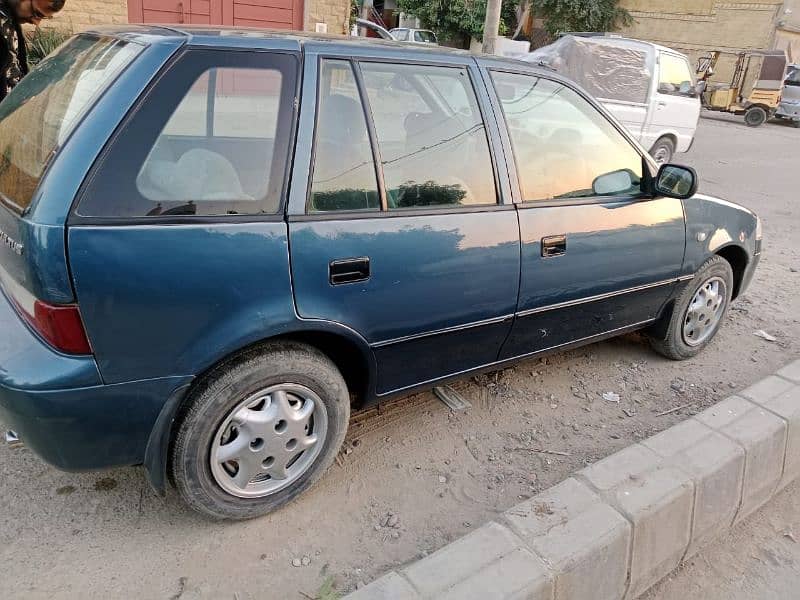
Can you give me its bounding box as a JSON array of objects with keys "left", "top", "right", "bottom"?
[{"left": 0, "top": 288, "right": 190, "bottom": 471}]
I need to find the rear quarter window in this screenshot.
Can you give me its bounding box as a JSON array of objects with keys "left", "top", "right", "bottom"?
[{"left": 77, "top": 50, "right": 298, "bottom": 218}]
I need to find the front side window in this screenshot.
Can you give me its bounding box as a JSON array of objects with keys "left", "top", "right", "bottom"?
[
  {"left": 360, "top": 62, "right": 496, "bottom": 208},
  {"left": 0, "top": 35, "right": 142, "bottom": 214},
  {"left": 78, "top": 51, "right": 297, "bottom": 217},
  {"left": 491, "top": 71, "right": 643, "bottom": 202},
  {"left": 658, "top": 54, "right": 695, "bottom": 96},
  {"left": 308, "top": 60, "right": 379, "bottom": 212}
]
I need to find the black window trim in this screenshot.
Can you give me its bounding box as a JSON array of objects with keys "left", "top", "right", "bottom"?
[
  {"left": 68, "top": 47, "right": 302, "bottom": 227},
  {"left": 485, "top": 65, "right": 659, "bottom": 209},
  {"left": 304, "top": 55, "right": 506, "bottom": 219}
]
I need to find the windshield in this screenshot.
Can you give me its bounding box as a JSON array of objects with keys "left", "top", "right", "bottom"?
[
  {"left": 415, "top": 30, "right": 436, "bottom": 43},
  {"left": 0, "top": 34, "right": 142, "bottom": 214}
]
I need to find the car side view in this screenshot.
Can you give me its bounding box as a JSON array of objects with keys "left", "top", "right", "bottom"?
[{"left": 0, "top": 26, "right": 761, "bottom": 519}]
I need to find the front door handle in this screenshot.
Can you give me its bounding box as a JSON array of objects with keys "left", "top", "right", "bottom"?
[
  {"left": 329, "top": 257, "right": 370, "bottom": 285},
  {"left": 541, "top": 234, "right": 566, "bottom": 258}
]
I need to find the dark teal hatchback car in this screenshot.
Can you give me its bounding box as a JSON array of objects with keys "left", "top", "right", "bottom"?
[{"left": 0, "top": 26, "right": 761, "bottom": 519}]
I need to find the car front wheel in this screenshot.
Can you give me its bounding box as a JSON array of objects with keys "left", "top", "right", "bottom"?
[
  {"left": 650, "top": 136, "right": 675, "bottom": 165},
  {"left": 170, "top": 341, "right": 350, "bottom": 520},
  {"left": 649, "top": 256, "right": 734, "bottom": 360}
]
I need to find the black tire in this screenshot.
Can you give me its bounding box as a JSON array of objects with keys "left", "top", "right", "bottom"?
[
  {"left": 744, "top": 106, "right": 767, "bottom": 127},
  {"left": 649, "top": 256, "right": 734, "bottom": 360},
  {"left": 650, "top": 136, "right": 676, "bottom": 165},
  {"left": 170, "top": 341, "right": 350, "bottom": 520}
]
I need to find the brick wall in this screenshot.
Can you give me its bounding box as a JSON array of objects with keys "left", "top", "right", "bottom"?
[
  {"left": 46, "top": 0, "right": 129, "bottom": 33},
  {"left": 617, "top": 0, "right": 784, "bottom": 82},
  {"left": 304, "top": 0, "right": 351, "bottom": 34}
]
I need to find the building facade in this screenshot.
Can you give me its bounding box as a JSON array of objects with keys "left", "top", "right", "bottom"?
[
  {"left": 47, "top": 0, "right": 351, "bottom": 36},
  {"left": 774, "top": 0, "right": 800, "bottom": 61},
  {"left": 618, "top": 0, "right": 793, "bottom": 80}
]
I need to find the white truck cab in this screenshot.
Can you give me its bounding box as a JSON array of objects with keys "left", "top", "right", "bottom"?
[{"left": 527, "top": 35, "right": 701, "bottom": 164}]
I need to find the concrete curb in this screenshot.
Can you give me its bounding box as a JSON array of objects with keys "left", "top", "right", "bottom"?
[{"left": 345, "top": 358, "right": 800, "bottom": 600}]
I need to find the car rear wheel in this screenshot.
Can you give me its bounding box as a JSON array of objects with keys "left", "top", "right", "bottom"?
[
  {"left": 650, "top": 137, "right": 675, "bottom": 165},
  {"left": 170, "top": 341, "right": 350, "bottom": 520},
  {"left": 744, "top": 106, "right": 768, "bottom": 127},
  {"left": 649, "top": 256, "right": 734, "bottom": 360}
]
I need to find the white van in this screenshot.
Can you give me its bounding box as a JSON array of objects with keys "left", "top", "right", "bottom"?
[{"left": 526, "top": 35, "right": 701, "bottom": 164}]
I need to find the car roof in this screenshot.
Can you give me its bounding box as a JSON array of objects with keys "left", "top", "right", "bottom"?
[{"left": 87, "top": 24, "right": 454, "bottom": 55}]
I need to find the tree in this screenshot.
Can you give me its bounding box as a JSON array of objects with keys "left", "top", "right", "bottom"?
[
  {"left": 395, "top": 0, "right": 518, "bottom": 47},
  {"left": 532, "top": 0, "right": 632, "bottom": 36}
]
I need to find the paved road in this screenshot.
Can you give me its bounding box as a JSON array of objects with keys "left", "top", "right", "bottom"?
[{"left": 0, "top": 112, "right": 797, "bottom": 599}]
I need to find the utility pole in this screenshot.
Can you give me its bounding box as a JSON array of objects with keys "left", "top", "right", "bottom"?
[{"left": 482, "top": 0, "right": 503, "bottom": 54}]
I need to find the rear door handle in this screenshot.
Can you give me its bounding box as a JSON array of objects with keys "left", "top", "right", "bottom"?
[
  {"left": 541, "top": 234, "right": 566, "bottom": 258},
  {"left": 329, "top": 257, "right": 370, "bottom": 285}
]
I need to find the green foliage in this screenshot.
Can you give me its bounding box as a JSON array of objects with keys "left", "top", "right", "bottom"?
[
  {"left": 532, "top": 0, "right": 632, "bottom": 36},
  {"left": 316, "top": 575, "right": 341, "bottom": 600},
  {"left": 395, "top": 0, "right": 518, "bottom": 45},
  {"left": 25, "top": 27, "right": 72, "bottom": 66}
]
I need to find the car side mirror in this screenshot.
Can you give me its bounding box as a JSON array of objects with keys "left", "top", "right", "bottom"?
[
  {"left": 592, "top": 169, "right": 636, "bottom": 195},
  {"left": 654, "top": 164, "right": 698, "bottom": 199}
]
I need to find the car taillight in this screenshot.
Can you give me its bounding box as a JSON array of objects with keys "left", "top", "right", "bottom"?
[
  {"left": 26, "top": 301, "right": 93, "bottom": 355},
  {"left": 1, "top": 274, "right": 92, "bottom": 355}
]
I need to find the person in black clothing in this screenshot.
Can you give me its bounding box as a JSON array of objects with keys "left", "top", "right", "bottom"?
[{"left": 0, "top": 0, "right": 65, "bottom": 101}]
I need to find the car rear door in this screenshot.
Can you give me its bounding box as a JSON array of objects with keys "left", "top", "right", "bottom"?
[
  {"left": 287, "top": 49, "right": 520, "bottom": 396},
  {"left": 484, "top": 65, "right": 686, "bottom": 361}
]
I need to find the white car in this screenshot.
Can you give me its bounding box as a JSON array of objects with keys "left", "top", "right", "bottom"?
[
  {"left": 527, "top": 35, "right": 701, "bottom": 164},
  {"left": 390, "top": 28, "right": 438, "bottom": 45}
]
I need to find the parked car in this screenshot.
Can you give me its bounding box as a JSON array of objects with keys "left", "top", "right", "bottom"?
[
  {"left": 0, "top": 26, "right": 760, "bottom": 520},
  {"left": 389, "top": 27, "right": 438, "bottom": 45},
  {"left": 776, "top": 63, "right": 800, "bottom": 127},
  {"left": 527, "top": 35, "right": 702, "bottom": 164}
]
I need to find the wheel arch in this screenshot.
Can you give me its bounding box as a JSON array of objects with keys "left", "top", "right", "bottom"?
[
  {"left": 143, "top": 321, "right": 376, "bottom": 495},
  {"left": 650, "top": 132, "right": 678, "bottom": 151},
  {"left": 714, "top": 244, "right": 749, "bottom": 299}
]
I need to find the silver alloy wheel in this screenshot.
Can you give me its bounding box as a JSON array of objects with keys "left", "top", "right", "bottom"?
[
  {"left": 210, "top": 384, "right": 328, "bottom": 498},
  {"left": 682, "top": 276, "right": 727, "bottom": 346}
]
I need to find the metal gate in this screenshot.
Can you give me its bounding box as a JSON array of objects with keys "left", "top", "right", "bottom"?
[{"left": 128, "top": 0, "right": 304, "bottom": 31}]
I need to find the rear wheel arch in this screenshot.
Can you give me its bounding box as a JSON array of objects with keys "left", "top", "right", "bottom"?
[{"left": 144, "top": 324, "right": 375, "bottom": 495}]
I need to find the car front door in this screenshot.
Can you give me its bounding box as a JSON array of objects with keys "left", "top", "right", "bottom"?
[
  {"left": 288, "top": 52, "right": 520, "bottom": 396},
  {"left": 485, "top": 67, "right": 687, "bottom": 361},
  {"left": 645, "top": 52, "right": 701, "bottom": 152}
]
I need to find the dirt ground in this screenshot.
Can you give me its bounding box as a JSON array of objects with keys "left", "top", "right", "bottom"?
[{"left": 1, "top": 114, "right": 798, "bottom": 600}]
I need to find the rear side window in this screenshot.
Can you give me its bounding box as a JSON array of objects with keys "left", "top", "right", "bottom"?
[
  {"left": 78, "top": 51, "right": 297, "bottom": 218},
  {"left": 0, "top": 35, "right": 142, "bottom": 214},
  {"left": 309, "top": 60, "right": 380, "bottom": 213},
  {"left": 360, "top": 62, "right": 496, "bottom": 209}
]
